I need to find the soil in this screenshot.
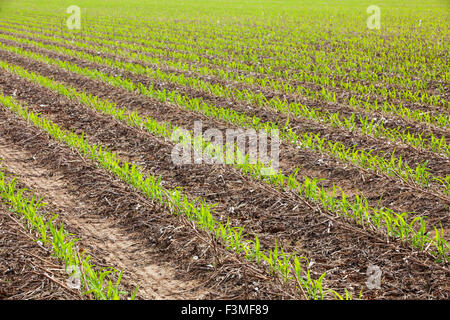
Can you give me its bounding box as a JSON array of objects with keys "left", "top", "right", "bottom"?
[
  {"left": 0, "top": 70, "right": 448, "bottom": 299},
  {"left": 0, "top": 23, "right": 448, "bottom": 301},
  {"left": 0, "top": 203, "right": 81, "bottom": 300}
]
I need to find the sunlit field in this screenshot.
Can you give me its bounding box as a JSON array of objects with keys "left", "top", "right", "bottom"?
[{"left": 0, "top": 0, "right": 448, "bottom": 301}]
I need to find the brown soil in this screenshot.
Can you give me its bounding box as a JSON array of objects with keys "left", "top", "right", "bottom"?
[
  {"left": 0, "top": 22, "right": 448, "bottom": 301},
  {"left": 0, "top": 36, "right": 448, "bottom": 182},
  {"left": 0, "top": 45, "right": 447, "bottom": 232},
  {"left": 0, "top": 107, "right": 291, "bottom": 300},
  {"left": 0, "top": 68, "right": 448, "bottom": 299},
  {"left": 0, "top": 203, "right": 81, "bottom": 300}
]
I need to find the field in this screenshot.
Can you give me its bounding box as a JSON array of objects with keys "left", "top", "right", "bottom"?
[{"left": 0, "top": 0, "right": 448, "bottom": 300}]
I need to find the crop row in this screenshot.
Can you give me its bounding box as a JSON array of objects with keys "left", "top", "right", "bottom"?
[
  {"left": 1, "top": 28, "right": 449, "bottom": 156},
  {"left": 1, "top": 40, "right": 448, "bottom": 197},
  {"left": 0, "top": 92, "right": 344, "bottom": 300},
  {"left": 2, "top": 19, "right": 448, "bottom": 114},
  {"left": 1, "top": 20, "right": 447, "bottom": 131},
  {"left": 1, "top": 57, "right": 448, "bottom": 263},
  {"left": 2, "top": 13, "right": 447, "bottom": 93}
]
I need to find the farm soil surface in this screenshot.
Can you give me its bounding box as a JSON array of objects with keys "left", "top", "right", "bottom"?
[
  {"left": 0, "top": 48, "right": 448, "bottom": 232},
  {"left": 0, "top": 108, "right": 291, "bottom": 299},
  {"left": 0, "top": 68, "right": 448, "bottom": 299},
  {"left": 0, "top": 36, "right": 449, "bottom": 179},
  {"left": 0, "top": 202, "right": 82, "bottom": 300}
]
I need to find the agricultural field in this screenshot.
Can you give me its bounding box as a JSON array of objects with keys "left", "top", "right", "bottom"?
[{"left": 0, "top": 0, "right": 448, "bottom": 302}]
